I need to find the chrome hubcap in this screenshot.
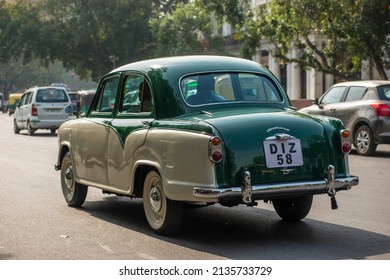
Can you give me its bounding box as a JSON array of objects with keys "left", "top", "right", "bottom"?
[
  {"left": 149, "top": 187, "right": 162, "bottom": 213},
  {"left": 64, "top": 166, "right": 74, "bottom": 192}
]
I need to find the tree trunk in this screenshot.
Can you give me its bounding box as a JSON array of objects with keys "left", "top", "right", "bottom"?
[{"left": 366, "top": 40, "right": 389, "bottom": 80}]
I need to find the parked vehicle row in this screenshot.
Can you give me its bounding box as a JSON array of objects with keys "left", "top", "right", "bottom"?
[{"left": 54, "top": 55, "right": 359, "bottom": 235}]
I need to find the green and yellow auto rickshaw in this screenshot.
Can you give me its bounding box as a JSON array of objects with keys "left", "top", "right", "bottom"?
[{"left": 7, "top": 93, "right": 22, "bottom": 115}]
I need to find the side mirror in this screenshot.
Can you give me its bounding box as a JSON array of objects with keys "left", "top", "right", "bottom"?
[{"left": 313, "top": 98, "right": 319, "bottom": 105}]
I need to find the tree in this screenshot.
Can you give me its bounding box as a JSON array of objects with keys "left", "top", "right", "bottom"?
[
  {"left": 149, "top": 1, "right": 225, "bottom": 57},
  {"left": 0, "top": 0, "right": 45, "bottom": 64},
  {"left": 240, "top": 0, "right": 390, "bottom": 80},
  {"left": 0, "top": 0, "right": 156, "bottom": 82},
  {"left": 0, "top": 58, "right": 97, "bottom": 98},
  {"left": 195, "top": 0, "right": 245, "bottom": 27},
  {"left": 39, "top": 0, "right": 155, "bottom": 81}
]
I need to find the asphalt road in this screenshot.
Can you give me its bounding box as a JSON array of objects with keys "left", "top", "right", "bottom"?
[{"left": 0, "top": 113, "right": 389, "bottom": 260}]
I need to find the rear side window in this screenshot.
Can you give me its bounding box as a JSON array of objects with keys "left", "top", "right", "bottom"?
[
  {"left": 345, "top": 86, "right": 366, "bottom": 101},
  {"left": 36, "top": 89, "right": 69, "bottom": 103},
  {"left": 20, "top": 92, "right": 33, "bottom": 105},
  {"left": 378, "top": 86, "right": 390, "bottom": 101}
]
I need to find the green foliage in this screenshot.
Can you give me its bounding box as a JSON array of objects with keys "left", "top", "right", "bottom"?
[
  {"left": 239, "top": 0, "right": 390, "bottom": 80},
  {"left": 1, "top": 0, "right": 388, "bottom": 84},
  {"left": 149, "top": 2, "right": 225, "bottom": 57},
  {"left": 0, "top": 0, "right": 44, "bottom": 63},
  {"left": 39, "top": 0, "right": 154, "bottom": 81}
]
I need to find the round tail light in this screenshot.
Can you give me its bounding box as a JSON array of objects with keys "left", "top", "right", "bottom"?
[
  {"left": 340, "top": 129, "right": 351, "bottom": 154},
  {"left": 342, "top": 143, "right": 351, "bottom": 153},
  {"left": 209, "top": 136, "right": 223, "bottom": 163}
]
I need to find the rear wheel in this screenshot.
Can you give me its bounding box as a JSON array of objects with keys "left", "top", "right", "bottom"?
[
  {"left": 143, "top": 170, "right": 183, "bottom": 235},
  {"left": 61, "top": 152, "right": 88, "bottom": 207},
  {"left": 354, "top": 125, "right": 377, "bottom": 156},
  {"left": 13, "top": 120, "right": 20, "bottom": 134},
  {"left": 272, "top": 195, "right": 313, "bottom": 222},
  {"left": 27, "top": 122, "right": 35, "bottom": 136}
]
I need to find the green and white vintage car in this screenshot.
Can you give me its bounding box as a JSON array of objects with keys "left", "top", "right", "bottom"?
[{"left": 55, "top": 56, "right": 359, "bottom": 235}]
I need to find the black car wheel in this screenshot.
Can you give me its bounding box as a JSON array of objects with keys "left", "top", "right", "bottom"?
[
  {"left": 355, "top": 125, "right": 377, "bottom": 156},
  {"left": 272, "top": 195, "right": 313, "bottom": 222},
  {"left": 27, "top": 122, "right": 35, "bottom": 136},
  {"left": 13, "top": 120, "right": 20, "bottom": 134},
  {"left": 61, "top": 152, "right": 88, "bottom": 207},
  {"left": 143, "top": 170, "right": 183, "bottom": 235}
]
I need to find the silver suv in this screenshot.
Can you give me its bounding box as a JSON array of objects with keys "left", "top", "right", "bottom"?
[
  {"left": 14, "top": 86, "right": 74, "bottom": 136},
  {"left": 299, "top": 80, "right": 390, "bottom": 156}
]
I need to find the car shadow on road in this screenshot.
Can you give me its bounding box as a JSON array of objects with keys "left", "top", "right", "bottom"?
[
  {"left": 17, "top": 132, "right": 58, "bottom": 137},
  {"left": 79, "top": 196, "right": 390, "bottom": 260}
]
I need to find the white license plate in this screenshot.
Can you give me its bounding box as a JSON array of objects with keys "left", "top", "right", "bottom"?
[{"left": 263, "top": 138, "right": 303, "bottom": 168}]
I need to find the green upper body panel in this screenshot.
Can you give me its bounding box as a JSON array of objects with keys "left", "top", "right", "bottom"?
[{"left": 109, "top": 55, "right": 290, "bottom": 119}]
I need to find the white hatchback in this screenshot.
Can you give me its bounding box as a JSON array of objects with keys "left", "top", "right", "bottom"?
[{"left": 14, "top": 86, "right": 74, "bottom": 135}]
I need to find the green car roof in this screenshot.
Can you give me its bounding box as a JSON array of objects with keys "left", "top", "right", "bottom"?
[{"left": 107, "top": 55, "right": 290, "bottom": 119}]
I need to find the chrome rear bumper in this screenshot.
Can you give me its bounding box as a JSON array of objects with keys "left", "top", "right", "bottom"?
[{"left": 193, "top": 165, "right": 359, "bottom": 202}]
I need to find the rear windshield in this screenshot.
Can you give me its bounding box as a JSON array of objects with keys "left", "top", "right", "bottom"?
[
  {"left": 378, "top": 85, "right": 390, "bottom": 101},
  {"left": 36, "top": 89, "right": 69, "bottom": 103},
  {"left": 181, "top": 73, "right": 283, "bottom": 106}
]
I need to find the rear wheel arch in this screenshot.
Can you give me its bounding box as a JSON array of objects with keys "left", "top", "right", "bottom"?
[
  {"left": 352, "top": 120, "right": 370, "bottom": 139},
  {"left": 132, "top": 164, "right": 157, "bottom": 197}
]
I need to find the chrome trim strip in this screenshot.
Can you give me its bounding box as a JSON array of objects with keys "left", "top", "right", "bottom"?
[{"left": 193, "top": 176, "right": 359, "bottom": 200}]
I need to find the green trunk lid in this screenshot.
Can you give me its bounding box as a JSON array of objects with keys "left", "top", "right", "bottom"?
[{"left": 196, "top": 108, "right": 338, "bottom": 186}]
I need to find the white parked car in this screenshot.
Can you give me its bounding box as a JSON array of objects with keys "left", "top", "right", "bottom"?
[{"left": 14, "top": 86, "right": 74, "bottom": 135}]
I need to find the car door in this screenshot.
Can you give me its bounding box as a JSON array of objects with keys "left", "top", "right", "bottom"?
[
  {"left": 75, "top": 75, "right": 120, "bottom": 186},
  {"left": 107, "top": 74, "right": 154, "bottom": 191},
  {"left": 17, "top": 91, "right": 32, "bottom": 129},
  {"left": 316, "top": 86, "right": 348, "bottom": 117},
  {"left": 15, "top": 92, "right": 27, "bottom": 127},
  {"left": 333, "top": 86, "right": 367, "bottom": 129}
]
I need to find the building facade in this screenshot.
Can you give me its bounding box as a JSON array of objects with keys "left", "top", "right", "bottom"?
[{"left": 224, "top": 0, "right": 390, "bottom": 106}]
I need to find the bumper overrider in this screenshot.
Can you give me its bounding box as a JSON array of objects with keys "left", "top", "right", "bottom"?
[{"left": 193, "top": 165, "right": 359, "bottom": 204}]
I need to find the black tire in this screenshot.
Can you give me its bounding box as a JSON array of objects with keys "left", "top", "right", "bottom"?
[
  {"left": 60, "top": 152, "right": 88, "bottom": 207},
  {"left": 13, "top": 120, "right": 20, "bottom": 134},
  {"left": 27, "top": 122, "right": 35, "bottom": 136},
  {"left": 272, "top": 195, "right": 313, "bottom": 222},
  {"left": 354, "top": 125, "right": 377, "bottom": 156},
  {"left": 143, "top": 170, "right": 183, "bottom": 235},
  {"left": 50, "top": 128, "right": 56, "bottom": 134}
]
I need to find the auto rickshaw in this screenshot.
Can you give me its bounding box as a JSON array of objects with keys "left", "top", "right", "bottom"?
[
  {"left": 77, "top": 89, "right": 96, "bottom": 116},
  {"left": 7, "top": 93, "right": 22, "bottom": 115}
]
